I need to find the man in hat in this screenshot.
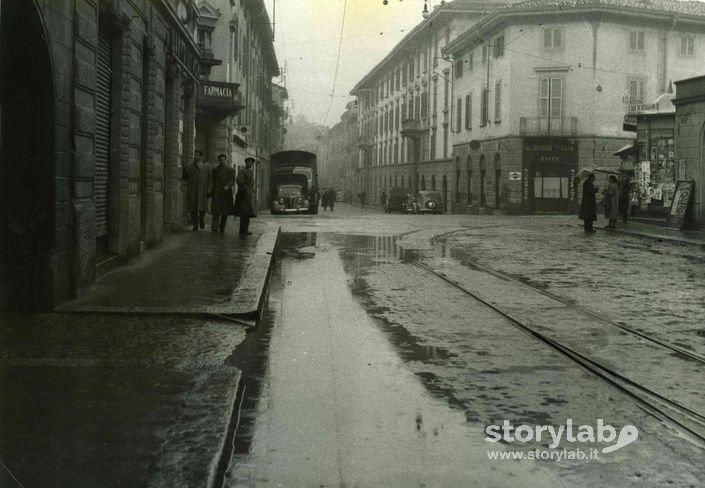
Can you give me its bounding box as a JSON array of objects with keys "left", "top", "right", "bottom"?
[
  {"left": 210, "top": 153, "right": 235, "bottom": 233},
  {"left": 183, "top": 149, "right": 211, "bottom": 231},
  {"left": 233, "top": 157, "right": 257, "bottom": 235}
]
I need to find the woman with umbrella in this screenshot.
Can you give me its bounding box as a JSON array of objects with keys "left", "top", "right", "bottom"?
[{"left": 578, "top": 172, "right": 599, "bottom": 233}]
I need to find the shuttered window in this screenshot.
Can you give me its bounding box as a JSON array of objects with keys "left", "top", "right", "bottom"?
[{"left": 95, "top": 27, "right": 113, "bottom": 238}]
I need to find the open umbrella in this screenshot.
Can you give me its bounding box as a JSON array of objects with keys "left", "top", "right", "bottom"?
[{"left": 576, "top": 167, "right": 595, "bottom": 181}]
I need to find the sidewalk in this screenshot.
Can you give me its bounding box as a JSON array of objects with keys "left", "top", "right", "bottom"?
[
  {"left": 600, "top": 219, "right": 705, "bottom": 247},
  {"left": 58, "top": 220, "right": 280, "bottom": 319},
  {"left": 0, "top": 220, "right": 280, "bottom": 488}
]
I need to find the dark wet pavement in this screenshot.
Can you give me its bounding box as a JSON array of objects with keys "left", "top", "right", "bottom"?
[
  {"left": 0, "top": 313, "right": 247, "bottom": 487},
  {"left": 225, "top": 225, "right": 705, "bottom": 487},
  {"left": 57, "top": 222, "right": 266, "bottom": 313}
]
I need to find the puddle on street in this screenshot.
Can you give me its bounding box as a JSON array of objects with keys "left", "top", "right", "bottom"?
[{"left": 226, "top": 232, "right": 563, "bottom": 488}]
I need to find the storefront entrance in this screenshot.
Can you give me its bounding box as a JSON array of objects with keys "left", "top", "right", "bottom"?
[
  {"left": 523, "top": 138, "right": 578, "bottom": 213},
  {"left": 0, "top": 0, "right": 55, "bottom": 309}
]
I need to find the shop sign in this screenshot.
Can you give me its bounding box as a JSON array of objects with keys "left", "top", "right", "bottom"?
[
  {"left": 522, "top": 168, "right": 529, "bottom": 201},
  {"left": 509, "top": 172, "right": 521, "bottom": 181},
  {"left": 666, "top": 180, "right": 695, "bottom": 229}
]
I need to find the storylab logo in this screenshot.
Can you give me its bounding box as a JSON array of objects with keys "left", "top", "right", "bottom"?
[{"left": 485, "top": 419, "right": 639, "bottom": 461}]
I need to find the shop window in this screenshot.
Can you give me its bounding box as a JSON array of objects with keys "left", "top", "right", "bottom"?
[{"left": 534, "top": 176, "right": 570, "bottom": 199}]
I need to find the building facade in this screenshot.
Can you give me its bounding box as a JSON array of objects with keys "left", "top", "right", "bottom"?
[
  {"left": 193, "top": 0, "right": 281, "bottom": 211},
  {"left": 350, "top": 1, "right": 517, "bottom": 210},
  {"left": 320, "top": 101, "right": 358, "bottom": 195},
  {"left": 0, "top": 0, "right": 206, "bottom": 310},
  {"left": 444, "top": 0, "right": 705, "bottom": 214},
  {"left": 673, "top": 75, "right": 705, "bottom": 228}
]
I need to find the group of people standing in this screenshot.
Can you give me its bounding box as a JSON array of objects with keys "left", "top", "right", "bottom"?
[
  {"left": 321, "top": 189, "right": 336, "bottom": 211},
  {"left": 579, "top": 173, "right": 632, "bottom": 233},
  {"left": 182, "top": 150, "right": 257, "bottom": 236}
]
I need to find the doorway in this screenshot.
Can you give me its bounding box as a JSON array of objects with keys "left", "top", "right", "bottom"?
[{"left": 0, "top": 0, "right": 55, "bottom": 309}]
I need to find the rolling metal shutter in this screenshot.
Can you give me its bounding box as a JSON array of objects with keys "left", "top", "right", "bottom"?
[{"left": 95, "top": 28, "right": 112, "bottom": 237}]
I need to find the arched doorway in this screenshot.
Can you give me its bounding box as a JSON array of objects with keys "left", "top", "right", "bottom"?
[{"left": 0, "top": 0, "right": 55, "bottom": 310}]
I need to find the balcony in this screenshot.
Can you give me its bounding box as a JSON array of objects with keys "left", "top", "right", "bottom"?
[
  {"left": 400, "top": 118, "right": 429, "bottom": 139},
  {"left": 196, "top": 81, "right": 244, "bottom": 121},
  {"left": 519, "top": 116, "right": 578, "bottom": 136},
  {"left": 357, "top": 135, "right": 373, "bottom": 148}
]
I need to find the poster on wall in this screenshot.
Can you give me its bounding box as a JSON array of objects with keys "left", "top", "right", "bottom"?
[{"left": 665, "top": 180, "right": 695, "bottom": 230}]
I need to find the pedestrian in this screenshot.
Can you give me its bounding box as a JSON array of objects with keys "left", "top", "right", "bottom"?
[
  {"left": 321, "top": 189, "right": 330, "bottom": 211},
  {"left": 233, "top": 157, "right": 257, "bottom": 236},
  {"left": 380, "top": 189, "right": 387, "bottom": 208},
  {"left": 603, "top": 174, "right": 620, "bottom": 229},
  {"left": 619, "top": 175, "right": 632, "bottom": 223},
  {"left": 210, "top": 153, "right": 234, "bottom": 233},
  {"left": 327, "top": 189, "right": 336, "bottom": 211},
  {"left": 359, "top": 190, "right": 367, "bottom": 208},
  {"left": 183, "top": 149, "right": 211, "bottom": 231},
  {"left": 579, "top": 173, "right": 598, "bottom": 234}
]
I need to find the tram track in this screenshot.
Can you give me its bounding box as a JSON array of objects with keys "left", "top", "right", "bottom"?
[
  {"left": 408, "top": 259, "right": 705, "bottom": 449},
  {"left": 427, "top": 249, "right": 705, "bottom": 367}
]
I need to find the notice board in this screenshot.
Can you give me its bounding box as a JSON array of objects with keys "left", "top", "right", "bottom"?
[{"left": 665, "top": 180, "right": 695, "bottom": 230}]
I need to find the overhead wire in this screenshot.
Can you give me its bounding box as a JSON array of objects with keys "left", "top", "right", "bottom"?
[{"left": 322, "top": 0, "right": 349, "bottom": 127}]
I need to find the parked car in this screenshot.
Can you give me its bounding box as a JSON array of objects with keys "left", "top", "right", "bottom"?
[
  {"left": 412, "top": 191, "right": 443, "bottom": 214},
  {"left": 385, "top": 187, "right": 413, "bottom": 213}
]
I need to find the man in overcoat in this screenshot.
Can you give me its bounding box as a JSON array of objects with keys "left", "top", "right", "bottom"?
[
  {"left": 234, "top": 157, "right": 257, "bottom": 235},
  {"left": 183, "top": 150, "right": 212, "bottom": 231},
  {"left": 579, "top": 173, "right": 598, "bottom": 233},
  {"left": 210, "top": 153, "right": 235, "bottom": 233}
]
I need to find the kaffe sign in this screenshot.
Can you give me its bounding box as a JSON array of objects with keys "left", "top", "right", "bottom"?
[
  {"left": 522, "top": 138, "right": 578, "bottom": 212},
  {"left": 665, "top": 180, "right": 695, "bottom": 229}
]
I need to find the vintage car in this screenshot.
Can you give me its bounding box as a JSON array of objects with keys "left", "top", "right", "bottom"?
[
  {"left": 385, "top": 187, "right": 414, "bottom": 213},
  {"left": 411, "top": 191, "right": 443, "bottom": 214},
  {"left": 270, "top": 177, "right": 311, "bottom": 214}
]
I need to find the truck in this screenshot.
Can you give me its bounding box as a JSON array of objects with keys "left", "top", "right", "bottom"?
[{"left": 269, "top": 150, "right": 319, "bottom": 215}]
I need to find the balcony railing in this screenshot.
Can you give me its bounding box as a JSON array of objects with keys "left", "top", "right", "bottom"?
[
  {"left": 519, "top": 116, "right": 578, "bottom": 136},
  {"left": 400, "top": 118, "right": 429, "bottom": 138}
]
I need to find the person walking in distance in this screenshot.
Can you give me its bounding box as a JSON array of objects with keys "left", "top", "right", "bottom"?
[
  {"left": 619, "top": 174, "right": 632, "bottom": 223},
  {"left": 210, "top": 153, "right": 234, "bottom": 233},
  {"left": 183, "top": 150, "right": 211, "bottom": 231},
  {"left": 579, "top": 173, "right": 598, "bottom": 234},
  {"left": 327, "top": 189, "right": 336, "bottom": 211},
  {"left": 234, "top": 157, "right": 257, "bottom": 236}
]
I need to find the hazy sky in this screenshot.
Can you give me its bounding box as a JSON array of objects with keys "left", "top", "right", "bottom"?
[{"left": 266, "top": 0, "right": 437, "bottom": 127}]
